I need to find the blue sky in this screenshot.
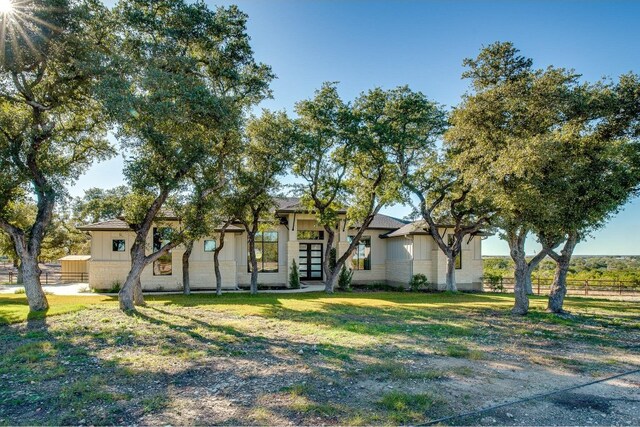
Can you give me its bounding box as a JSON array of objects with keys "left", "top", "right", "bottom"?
[{"left": 74, "top": 0, "right": 640, "bottom": 255}]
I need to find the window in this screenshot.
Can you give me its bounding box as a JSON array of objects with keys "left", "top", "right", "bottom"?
[
  {"left": 348, "top": 236, "right": 371, "bottom": 270},
  {"left": 204, "top": 240, "right": 216, "bottom": 252},
  {"left": 153, "top": 227, "right": 172, "bottom": 276},
  {"left": 248, "top": 231, "right": 279, "bottom": 273},
  {"left": 297, "top": 230, "right": 324, "bottom": 240},
  {"left": 112, "top": 239, "right": 125, "bottom": 252},
  {"left": 448, "top": 235, "right": 462, "bottom": 269}
]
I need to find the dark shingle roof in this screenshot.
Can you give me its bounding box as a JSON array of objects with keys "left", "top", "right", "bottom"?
[
  {"left": 78, "top": 197, "right": 413, "bottom": 234},
  {"left": 78, "top": 219, "right": 243, "bottom": 233},
  {"left": 77, "top": 219, "right": 131, "bottom": 231},
  {"left": 273, "top": 197, "right": 347, "bottom": 214},
  {"left": 381, "top": 220, "right": 492, "bottom": 238},
  {"left": 274, "top": 197, "right": 304, "bottom": 211},
  {"left": 381, "top": 220, "right": 430, "bottom": 238},
  {"left": 361, "top": 214, "right": 409, "bottom": 230}
]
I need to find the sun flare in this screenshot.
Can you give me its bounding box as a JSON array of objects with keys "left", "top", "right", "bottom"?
[{"left": 0, "top": 0, "right": 13, "bottom": 14}]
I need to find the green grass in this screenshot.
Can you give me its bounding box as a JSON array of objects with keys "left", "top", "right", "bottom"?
[
  {"left": 441, "top": 343, "right": 484, "bottom": 360},
  {"left": 0, "top": 290, "right": 637, "bottom": 425},
  {"left": 377, "top": 391, "right": 445, "bottom": 424},
  {"left": 2, "top": 291, "right": 636, "bottom": 325},
  {"left": 360, "top": 360, "right": 449, "bottom": 380},
  {"left": 0, "top": 294, "right": 116, "bottom": 325}
]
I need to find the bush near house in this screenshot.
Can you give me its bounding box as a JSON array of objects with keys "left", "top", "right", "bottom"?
[{"left": 289, "top": 259, "right": 301, "bottom": 289}]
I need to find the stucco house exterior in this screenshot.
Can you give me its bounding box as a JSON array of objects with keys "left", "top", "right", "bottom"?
[{"left": 78, "top": 198, "right": 485, "bottom": 291}]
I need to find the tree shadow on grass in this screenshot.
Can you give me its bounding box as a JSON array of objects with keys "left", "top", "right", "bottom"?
[{"left": 1, "top": 294, "right": 638, "bottom": 425}]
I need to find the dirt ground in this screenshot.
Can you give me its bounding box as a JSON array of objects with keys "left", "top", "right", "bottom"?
[{"left": 0, "top": 292, "right": 638, "bottom": 425}]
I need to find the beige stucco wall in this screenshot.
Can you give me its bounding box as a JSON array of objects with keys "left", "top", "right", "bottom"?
[
  {"left": 348, "top": 230, "right": 387, "bottom": 284},
  {"left": 431, "top": 233, "right": 483, "bottom": 291},
  {"left": 86, "top": 219, "right": 485, "bottom": 292},
  {"left": 88, "top": 226, "right": 238, "bottom": 290},
  {"left": 60, "top": 260, "right": 89, "bottom": 275},
  {"left": 382, "top": 233, "right": 483, "bottom": 290},
  {"left": 384, "top": 236, "right": 413, "bottom": 287}
]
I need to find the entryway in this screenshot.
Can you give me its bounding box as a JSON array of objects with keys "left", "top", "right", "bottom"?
[{"left": 299, "top": 243, "right": 323, "bottom": 280}]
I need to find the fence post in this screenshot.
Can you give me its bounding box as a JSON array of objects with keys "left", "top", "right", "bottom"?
[
  {"left": 537, "top": 276, "right": 541, "bottom": 295},
  {"left": 620, "top": 281, "right": 623, "bottom": 295},
  {"left": 585, "top": 280, "right": 588, "bottom": 296},
  {"left": 45, "top": 272, "right": 48, "bottom": 285},
  {"left": 9, "top": 272, "right": 12, "bottom": 284}
]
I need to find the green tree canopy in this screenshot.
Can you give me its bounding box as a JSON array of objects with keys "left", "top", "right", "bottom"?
[
  {"left": 0, "top": 0, "right": 113, "bottom": 311},
  {"left": 103, "top": 0, "right": 273, "bottom": 310}
]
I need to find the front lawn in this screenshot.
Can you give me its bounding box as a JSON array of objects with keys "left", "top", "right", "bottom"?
[{"left": 1, "top": 292, "right": 638, "bottom": 425}]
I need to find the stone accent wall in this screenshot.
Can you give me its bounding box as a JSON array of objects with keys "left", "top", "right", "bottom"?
[{"left": 385, "top": 260, "right": 413, "bottom": 287}]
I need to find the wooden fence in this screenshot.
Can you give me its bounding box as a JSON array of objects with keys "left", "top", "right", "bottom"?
[
  {"left": 0, "top": 271, "right": 88, "bottom": 285},
  {"left": 482, "top": 277, "right": 640, "bottom": 296}
]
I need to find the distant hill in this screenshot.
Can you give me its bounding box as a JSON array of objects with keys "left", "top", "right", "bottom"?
[{"left": 483, "top": 255, "right": 640, "bottom": 282}]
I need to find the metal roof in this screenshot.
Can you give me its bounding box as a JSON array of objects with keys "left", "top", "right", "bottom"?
[{"left": 59, "top": 255, "right": 92, "bottom": 261}]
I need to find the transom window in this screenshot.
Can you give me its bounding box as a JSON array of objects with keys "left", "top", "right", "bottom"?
[
  {"left": 297, "top": 230, "right": 324, "bottom": 240},
  {"left": 248, "top": 231, "right": 279, "bottom": 273},
  {"left": 112, "top": 239, "right": 125, "bottom": 252},
  {"left": 348, "top": 236, "right": 371, "bottom": 271}
]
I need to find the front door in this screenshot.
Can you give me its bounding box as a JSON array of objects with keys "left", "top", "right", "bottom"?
[{"left": 299, "top": 243, "right": 323, "bottom": 281}]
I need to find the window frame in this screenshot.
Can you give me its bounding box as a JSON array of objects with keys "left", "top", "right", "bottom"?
[
  {"left": 112, "top": 239, "right": 126, "bottom": 252},
  {"left": 204, "top": 239, "right": 217, "bottom": 252},
  {"left": 348, "top": 236, "right": 372, "bottom": 271},
  {"left": 248, "top": 230, "right": 279, "bottom": 273}
]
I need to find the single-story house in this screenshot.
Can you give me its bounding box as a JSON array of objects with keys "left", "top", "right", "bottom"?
[{"left": 78, "top": 198, "right": 485, "bottom": 291}]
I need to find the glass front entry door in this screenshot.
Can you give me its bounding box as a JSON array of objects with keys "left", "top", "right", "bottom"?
[{"left": 299, "top": 243, "right": 323, "bottom": 280}]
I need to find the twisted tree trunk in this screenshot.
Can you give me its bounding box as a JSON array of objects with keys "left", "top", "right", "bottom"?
[
  {"left": 547, "top": 232, "right": 578, "bottom": 314},
  {"left": 133, "top": 278, "right": 145, "bottom": 306},
  {"left": 323, "top": 213, "right": 380, "bottom": 293},
  {"left": 507, "top": 228, "right": 530, "bottom": 315},
  {"left": 21, "top": 254, "right": 48, "bottom": 311},
  {"left": 213, "top": 221, "right": 231, "bottom": 296},
  {"left": 444, "top": 253, "right": 458, "bottom": 292},
  {"left": 120, "top": 247, "right": 147, "bottom": 311},
  {"left": 507, "top": 227, "right": 549, "bottom": 314},
  {"left": 323, "top": 226, "right": 338, "bottom": 293},
  {"left": 247, "top": 230, "right": 259, "bottom": 294},
  {"left": 182, "top": 240, "right": 194, "bottom": 295}
]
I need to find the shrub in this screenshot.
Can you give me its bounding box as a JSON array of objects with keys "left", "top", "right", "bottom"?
[
  {"left": 484, "top": 274, "right": 504, "bottom": 292},
  {"left": 337, "top": 264, "right": 353, "bottom": 291},
  {"left": 289, "top": 259, "right": 301, "bottom": 289},
  {"left": 409, "top": 274, "right": 430, "bottom": 291},
  {"left": 329, "top": 247, "right": 337, "bottom": 271},
  {"left": 109, "top": 280, "right": 121, "bottom": 293}
]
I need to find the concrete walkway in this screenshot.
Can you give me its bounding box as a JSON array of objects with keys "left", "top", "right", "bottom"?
[
  {"left": 0, "top": 282, "right": 327, "bottom": 296},
  {"left": 0, "top": 283, "right": 93, "bottom": 296}
]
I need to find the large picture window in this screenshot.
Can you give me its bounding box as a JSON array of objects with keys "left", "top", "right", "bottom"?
[
  {"left": 248, "top": 231, "right": 279, "bottom": 273},
  {"left": 349, "top": 236, "right": 371, "bottom": 270},
  {"left": 448, "top": 235, "right": 462, "bottom": 270},
  {"left": 153, "top": 227, "right": 173, "bottom": 276}
]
